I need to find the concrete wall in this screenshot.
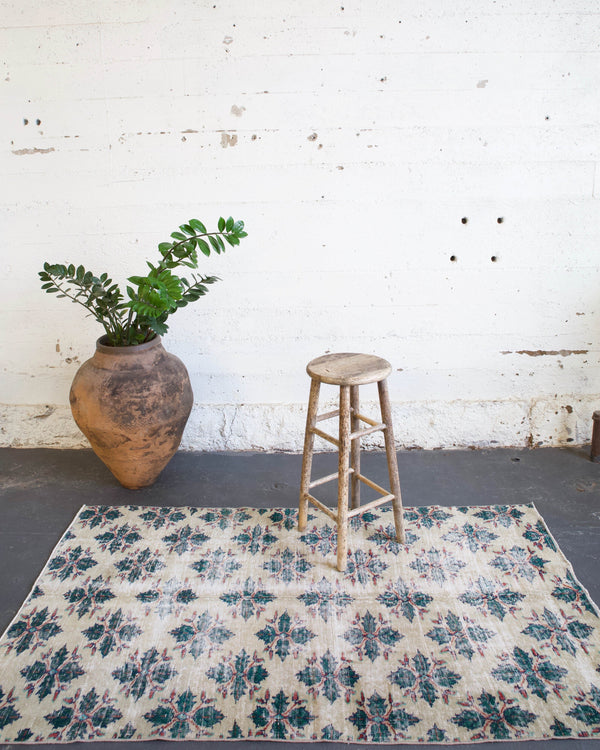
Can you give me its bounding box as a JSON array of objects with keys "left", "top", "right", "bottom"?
[{"left": 1, "top": 0, "right": 599, "bottom": 452}]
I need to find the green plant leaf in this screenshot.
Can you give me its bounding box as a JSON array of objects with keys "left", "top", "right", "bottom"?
[
  {"left": 148, "top": 318, "right": 169, "bottom": 336},
  {"left": 158, "top": 270, "right": 184, "bottom": 300},
  {"left": 189, "top": 219, "right": 207, "bottom": 233},
  {"left": 197, "top": 239, "right": 211, "bottom": 257}
]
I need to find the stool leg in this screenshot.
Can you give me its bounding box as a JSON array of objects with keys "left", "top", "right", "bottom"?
[
  {"left": 337, "top": 385, "right": 351, "bottom": 571},
  {"left": 350, "top": 385, "right": 361, "bottom": 510},
  {"left": 378, "top": 378, "right": 405, "bottom": 544},
  {"left": 299, "top": 378, "right": 320, "bottom": 532}
]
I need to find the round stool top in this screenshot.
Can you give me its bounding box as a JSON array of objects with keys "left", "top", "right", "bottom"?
[{"left": 306, "top": 352, "right": 392, "bottom": 386}]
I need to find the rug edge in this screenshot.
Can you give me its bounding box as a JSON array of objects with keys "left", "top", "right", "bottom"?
[
  {"left": 531, "top": 501, "right": 600, "bottom": 620},
  {"left": 0, "top": 504, "right": 90, "bottom": 643}
]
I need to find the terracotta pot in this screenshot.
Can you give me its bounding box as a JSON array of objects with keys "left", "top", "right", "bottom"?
[{"left": 69, "top": 335, "right": 193, "bottom": 489}]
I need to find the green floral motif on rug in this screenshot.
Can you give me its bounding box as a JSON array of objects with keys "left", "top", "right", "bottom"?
[{"left": 0, "top": 503, "right": 599, "bottom": 743}]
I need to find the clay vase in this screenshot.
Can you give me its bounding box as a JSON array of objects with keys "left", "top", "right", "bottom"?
[{"left": 69, "top": 335, "right": 193, "bottom": 489}]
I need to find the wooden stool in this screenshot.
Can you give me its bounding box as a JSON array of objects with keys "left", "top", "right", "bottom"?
[{"left": 298, "top": 352, "right": 405, "bottom": 571}]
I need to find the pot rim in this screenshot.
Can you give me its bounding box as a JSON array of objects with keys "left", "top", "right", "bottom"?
[{"left": 96, "top": 334, "right": 162, "bottom": 355}]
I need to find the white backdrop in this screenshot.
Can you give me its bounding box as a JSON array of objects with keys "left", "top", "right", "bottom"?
[{"left": 1, "top": 0, "right": 598, "bottom": 451}]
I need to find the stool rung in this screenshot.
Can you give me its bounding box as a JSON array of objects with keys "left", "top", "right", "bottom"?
[
  {"left": 353, "top": 411, "right": 379, "bottom": 427},
  {"left": 309, "top": 468, "right": 354, "bottom": 489},
  {"left": 305, "top": 493, "right": 338, "bottom": 522},
  {"left": 350, "top": 422, "right": 386, "bottom": 440},
  {"left": 316, "top": 408, "right": 340, "bottom": 422},
  {"left": 356, "top": 473, "right": 390, "bottom": 497},
  {"left": 310, "top": 426, "right": 339, "bottom": 447},
  {"left": 348, "top": 493, "right": 395, "bottom": 518}
]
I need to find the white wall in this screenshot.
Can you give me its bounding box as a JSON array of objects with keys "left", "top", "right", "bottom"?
[{"left": 1, "top": 0, "right": 599, "bottom": 452}]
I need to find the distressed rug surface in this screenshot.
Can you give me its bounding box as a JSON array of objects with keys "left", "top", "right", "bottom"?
[{"left": 0, "top": 503, "right": 599, "bottom": 744}]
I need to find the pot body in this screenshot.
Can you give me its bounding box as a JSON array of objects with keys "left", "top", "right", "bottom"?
[{"left": 70, "top": 335, "right": 193, "bottom": 489}]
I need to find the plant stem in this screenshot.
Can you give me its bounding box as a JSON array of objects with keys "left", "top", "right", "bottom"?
[
  {"left": 48, "top": 279, "right": 110, "bottom": 331},
  {"left": 125, "top": 308, "right": 135, "bottom": 346},
  {"left": 160, "top": 231, "right": 226, "bottom": 269}
]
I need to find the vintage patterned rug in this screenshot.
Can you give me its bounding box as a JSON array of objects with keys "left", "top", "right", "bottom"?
[{"left": 0, "top": 503, "right": 599, "bottom": 744}]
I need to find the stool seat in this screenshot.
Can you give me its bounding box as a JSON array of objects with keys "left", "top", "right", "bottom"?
[{"left": 307, "top": 353, "right": 392, "bottom": 386}]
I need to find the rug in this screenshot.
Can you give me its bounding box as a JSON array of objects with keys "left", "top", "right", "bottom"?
[{"left": 0, "top": 503, "right": 599, "bottom": 744}]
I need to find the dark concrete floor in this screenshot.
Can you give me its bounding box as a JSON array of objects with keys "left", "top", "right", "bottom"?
[{"left": 0, "top": 446, "right": 599, "bottom": 749}]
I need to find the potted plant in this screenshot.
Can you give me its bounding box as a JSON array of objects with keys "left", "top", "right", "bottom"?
[{"left": 39, "top": 216, "right": 247, "bottom": 489}]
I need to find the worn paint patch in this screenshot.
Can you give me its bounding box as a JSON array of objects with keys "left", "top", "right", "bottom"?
[
  {"left": 12, "top": 147, "right": 55, "bottom": 155},
  {"left": 33, "top": 406, "right": 56, "bottom": 419},
  {"left": 502, "top": 349, "right": 588, "bottom": 357},
  {"left": 220, "top": 132, "right": 238, "bottom": 148}
]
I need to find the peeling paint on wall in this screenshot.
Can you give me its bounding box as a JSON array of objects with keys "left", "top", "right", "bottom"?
[
  {"left": 220, "top": 132, "right": 238, "bottom": 148},
  {"left": 33, "top": 406, "right": 56, "bottom": 419},
  {"left": 1, "top": 395, "right": 596, "bottom": 451},
  {"left": 12, "top": 147, "right": 55, "bottom": 155},
  {"left": 502, "top": 350, "right": 589, "bottom": 357}
]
